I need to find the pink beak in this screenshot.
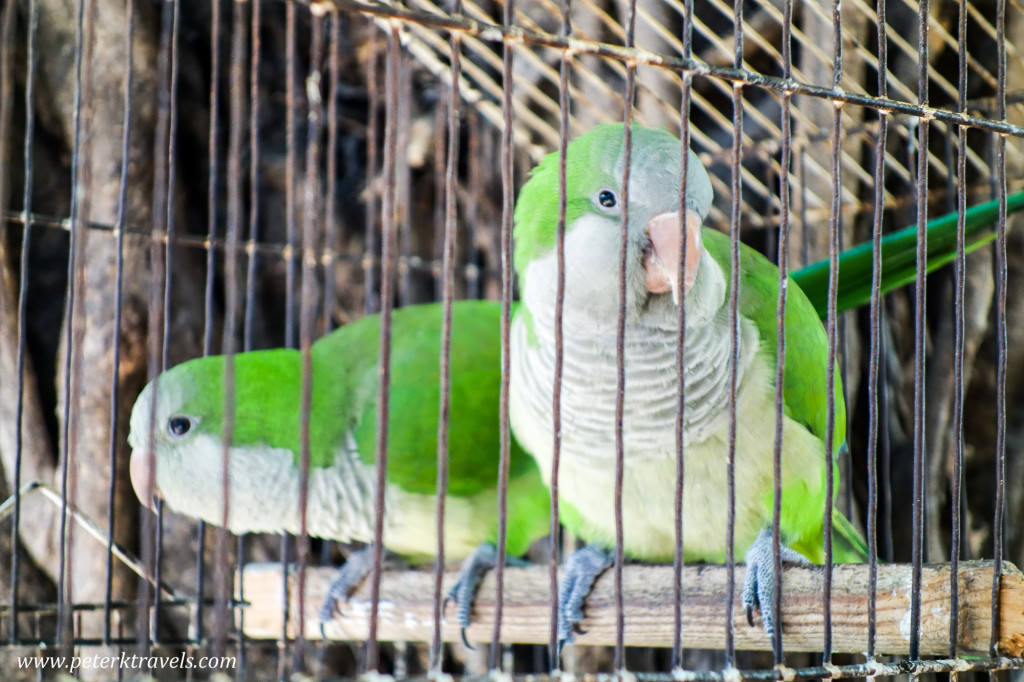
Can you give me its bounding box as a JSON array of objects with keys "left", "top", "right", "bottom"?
[
  {"left": 644, "top": 209, "right": 704, "bottom": 304},
  {"left": 130, "top": 447, "right": 159, "bottom": 512}
]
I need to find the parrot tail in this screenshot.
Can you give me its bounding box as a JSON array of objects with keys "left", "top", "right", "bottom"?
[{"left": 832, "top": 510, "right": 870, "bottom": 563}]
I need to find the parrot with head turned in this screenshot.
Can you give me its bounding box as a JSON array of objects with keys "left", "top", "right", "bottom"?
[{"left": 128, "top": 301, "right": 551, "bottom": 633}]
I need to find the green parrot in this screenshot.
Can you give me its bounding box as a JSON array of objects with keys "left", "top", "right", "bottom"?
[
  {"left": 508, "top": 122, "right": 866, "bottom": 647},
  {"left": 128, "top": 300, "right": 550, "bottom": 631},
  {"left": 508, "top": 122, "right": 1024, "bottom": 648}
]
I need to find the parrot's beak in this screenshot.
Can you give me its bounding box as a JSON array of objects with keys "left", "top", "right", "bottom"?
[
  {"left": 644, "top": 209, "right": 703, "bottom": 305},
  {"left": 129, "top": 447, "right": 160, "bottom": 512}
]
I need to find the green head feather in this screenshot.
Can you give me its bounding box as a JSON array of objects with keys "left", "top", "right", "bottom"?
[{"left": 512, "top": 123, "right": 712, "bottom": 275}]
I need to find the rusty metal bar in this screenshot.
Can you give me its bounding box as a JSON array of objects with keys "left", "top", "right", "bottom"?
[
  {"left": 491, "top": 0, "right": 517, "bottom": 665},
  {"left": 430, "top": 0, "right": 462, "bottom": 668},
  {"left": 365, "top": 17, "right": 402, "bottom": 672}
]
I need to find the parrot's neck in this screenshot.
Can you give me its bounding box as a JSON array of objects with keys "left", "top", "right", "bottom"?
[{"left": 511, "top": 256, "right": 756, "bottom": 464}]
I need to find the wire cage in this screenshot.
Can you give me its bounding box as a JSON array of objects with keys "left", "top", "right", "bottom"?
[{"left": 2, "top": 0, "right": 1024, "bottom": 677}]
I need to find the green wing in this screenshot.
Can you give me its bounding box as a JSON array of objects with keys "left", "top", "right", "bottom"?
[
  {"left": 318, "top": 301, "right": 548, "bottom": 554},
  {"left": 794, "top": 190, "right": 1024, "bottom": 318},
  {"left": 316, "top": 301, "right": 507, "bottom": 495},
  {"left": 702, "top": 230, "right": 844, "bottom": 449},
  {"left": 703, "top": 231, "right": 866, "bottom": 561}
]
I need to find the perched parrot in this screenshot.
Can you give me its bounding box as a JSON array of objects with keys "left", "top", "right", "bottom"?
[
  {"left": 508, "top": 122, "right": 867, "bottom": 648},
  {"left": 128, "top": 301, "right": 551, "bottom": 632},
  {"left": 508, "top": 122, "right": 1024, "bottom": 649}
]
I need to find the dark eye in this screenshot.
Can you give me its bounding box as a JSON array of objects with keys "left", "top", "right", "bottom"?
[
  {"left": 167, "top": 415, "right": 194, "bottom": 439},
  {"left": 597, "top": 189, "right": 617, "bottom": 208}
]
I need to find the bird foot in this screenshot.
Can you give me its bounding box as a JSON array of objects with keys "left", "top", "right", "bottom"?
[
  {"left": 319, "top": 545, "right": 403, "bottom": 623},
  {"left": 741, "top": 529, "right": 810, "bottom": 652},
  {"left": 444, "top": 542, "right": 529, "bottom": 648},
  {"left": 557, "top": 545, "right": 613, "bottom": 650}
]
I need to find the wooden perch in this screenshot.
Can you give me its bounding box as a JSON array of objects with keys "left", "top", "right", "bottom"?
[{"left": 237, "top": 560, "right": 1024, "bottom": 656}]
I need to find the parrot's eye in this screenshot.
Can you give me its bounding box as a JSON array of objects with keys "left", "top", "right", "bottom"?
[
  {"left": 167, "top": 415, "right": 194, "bottom": 439},
  {"left": 597, "top": 189, "right": 617, "bottom": 209}
]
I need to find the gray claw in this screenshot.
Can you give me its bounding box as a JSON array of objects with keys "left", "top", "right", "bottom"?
[
  {"left": 318, "top": 546, "right": 376, "bottom": 623},
  {"left": 445, "top": 542, "right": 530, "bottom": 646},
  {"left": 557, "top": 545, "right": 613, "bottom": 647},
  {"left": 741, "top": 529, "right": 810, "bottom": 649}
]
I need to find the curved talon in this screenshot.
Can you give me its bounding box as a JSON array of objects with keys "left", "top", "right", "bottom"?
[
  {"left": 318, "top": 590, "right": 344, "bottom": 623},
  {"left": 741, "top": 528, "right": 812, "bottom": 647},
  {"left": 318, "top": 546, "right": 378, "bottom": 624},
  {"left": 461, "top": 627, "right": 474, "bottom": 650},
  {"left": 556, "top": 545, "right": 613, "bottom": 647}
]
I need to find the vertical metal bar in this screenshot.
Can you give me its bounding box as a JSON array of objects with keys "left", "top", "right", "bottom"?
[
  {"left": 950, "top": 0, "right": 969, "bottom": 657},
  {"left": 285, "top": 2, "right": 299, "bottom": 350},
  {"left": 153, "top": 0, "right": 182, "bottom": 641},
  {"left": 866, "top": 0, "right": 889, "bottom": 653},
  {"left": 549, "top": 0, "right": 572, "bottom": 668},
  {"left": 910, "top": 0, "right": 931, "bottom": 655},
  {"left": 104, "top": 0, "right": 136, "bottom": 642},
  {"left": 296, "top": 14, "right": 325, "bottom": 674},
  {"left": 143, "top": 0, "right": 175, "bottom": 654},
  {"left": 432, "top": 100, "right": 446, "bottom": 302},
  {"left": 279, "top": 7, "right": 300, "bottom": 674},
  {"left": 244, "top": 0, "right": 263, "bottom": 353},
  {"left": 196, "top": 0, "right": 222, "bottom": 657},
  {"left": 365, "top": 19, "right": 401, "bottom": 672},
  {"left": 215, "top": 0, "right": 248, "bottom": 659},
  {"left": 233, "top": 3, "right": 260, "bottom": 671},
  {"left": 671, "top": 0, "right": 695, "bottom": 664},
  {"left": 770, "top": 0, "right": 794, "bottom": 659},
  {"left": 613, "top": 1, "right": 638, "bottom": 673},
  {"left": 10, "top": 0, "right": 40, "bottom": 645},
  {"left": 489, "top": 0, "right": 516, "bottom": 665},
  {"left": 879, "top": 305, "right": 893, "bottom": 564},
  {"left": 161, "top": 0, "right": 180, "bottom": 374},
  {"left": 822, "top": 0, "right": 844, "bottom": 658},
  {"left": 990, "top": 0, "right": 1008, "bottom": 656},
  {"left": 725, "top": 0, "right": 744, "bottom": 665},
  {"left": 59, "top": 0, "right": 97, "bottom": 651},
  {"left": 205, "top": 0, "right": 222, "bottom": 362},
  {"left": 234, "top": 3, "right": 260, "bottom": 669},
  {"left": 430, "top": 0, "right": 462, "bottom": 668}
]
